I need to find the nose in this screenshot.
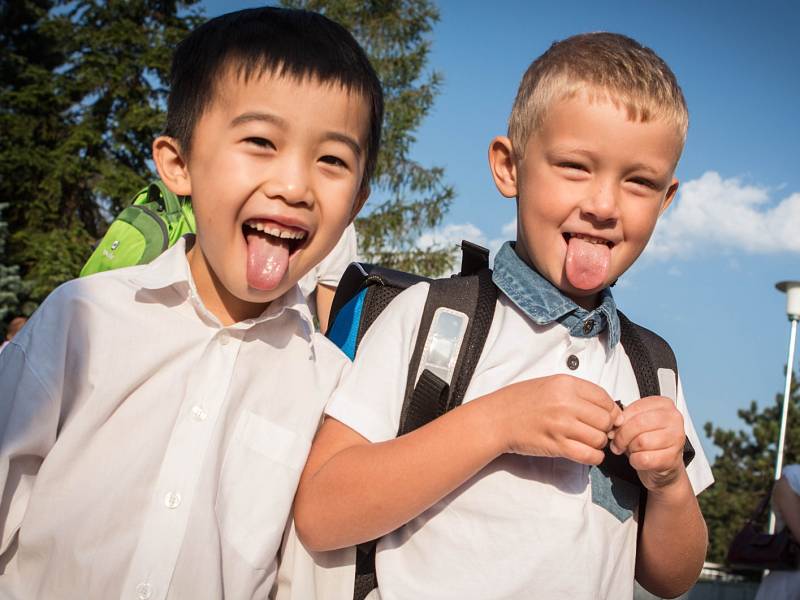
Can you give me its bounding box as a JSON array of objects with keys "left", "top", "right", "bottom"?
[
  {"left": 581, "top": 179, "right": 620, "bottom": 225},
  {"left": 262, "top": 155, "right": 312, "bottom": 207}
]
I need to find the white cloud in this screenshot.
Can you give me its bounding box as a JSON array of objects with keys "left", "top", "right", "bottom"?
[
  {"left": 417, "top": 219, "right": 516, "bottom": 264},
  {"left": 646, "top": 171, "right": 800, "bottom": 259}
]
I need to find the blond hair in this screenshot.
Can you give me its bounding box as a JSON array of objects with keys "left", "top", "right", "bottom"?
[{"left": 508, "top": 32, "right": 688, "bottom": 159}]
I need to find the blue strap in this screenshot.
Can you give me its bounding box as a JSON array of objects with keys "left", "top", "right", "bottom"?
[{"left": 327, "top": 289, "right": 368, "bottom": 360}]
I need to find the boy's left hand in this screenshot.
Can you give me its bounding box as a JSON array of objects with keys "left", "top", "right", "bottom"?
[{"left": 609, "top": 396, "right": 686, "bottom": 492}]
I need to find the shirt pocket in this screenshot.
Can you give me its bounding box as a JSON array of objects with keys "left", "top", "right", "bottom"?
[{"left": 215, "top": 409, "right": 311, "bottom": 569}]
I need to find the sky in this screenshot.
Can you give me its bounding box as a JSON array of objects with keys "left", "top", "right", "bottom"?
[{"left": 203, "top": 0, "right": 800, "bottom": 460}]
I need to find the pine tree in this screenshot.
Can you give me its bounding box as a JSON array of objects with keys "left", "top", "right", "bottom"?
[
  {"left": 281, "top": 0, "right": 456, "bottom": 276},
  {"left": 0, "top": 0, "right": 201, "bottom": 304},
  {"left": 0, "top": 203, "right": 27, "bottom": 324},
  {"left": 701, "top": 368, "right": 800, "bottom": 564}
]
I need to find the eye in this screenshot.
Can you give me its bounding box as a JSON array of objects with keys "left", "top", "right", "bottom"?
[
  {"left": 558, "top": 161, "right": 587, "bottom": 171},
  {"left": 629, "top": 177, "right": 657, "bottom": 189},
  {"left": 319, "top": 155, "right": 348, "bottom": 169},
  {"left": 245, "top": 137, "right": 275, "bottom": 150}
]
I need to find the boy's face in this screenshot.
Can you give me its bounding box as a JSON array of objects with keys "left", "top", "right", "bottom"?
[
  {"left": 490, "top": 91, "right": 682, "bottom": 309},
  {"left": 158, "top": 70, "right": 370, "bottom": 322}
]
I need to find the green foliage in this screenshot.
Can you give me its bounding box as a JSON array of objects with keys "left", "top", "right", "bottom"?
[
  {"left": 0, "top": 203, "right": 29, "bottom": 323},
  {"left": 282, "top": 0, "right": 456, "bottom": 276},
  {"left": 701, "top": 369, "right": 800, "bottom": 564},
  {"left": 0, "top": 0, "right": 201, "bottom": 306}
]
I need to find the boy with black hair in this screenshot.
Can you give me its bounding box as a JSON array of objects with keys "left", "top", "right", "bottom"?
[
  {"left": 294, "top": 32, "right": 713, "bottom": 599},
  {"left": 0, "top": 7, "right": 382, "bottom": 599}
]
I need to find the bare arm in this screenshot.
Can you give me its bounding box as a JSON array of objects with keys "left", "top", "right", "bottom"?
[
  {"left": 773, "top": 475, "right": 800, "bottom": 541},
  {"left": 294, "top": 375, "right": 622, "bottom": 551},
  {"left": 635, "top": 471, "right": 707, "bottom": 598},
  {"left": 611, "top": 396, "right": 707, "bottom": 598}
]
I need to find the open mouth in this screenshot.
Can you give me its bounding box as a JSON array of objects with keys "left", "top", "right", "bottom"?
[
  {"left": 563, "top": 232, "right": 614, "bottom": 249},
  {"left": 243, "top": 219, "right": 308, "bottom": 255}
]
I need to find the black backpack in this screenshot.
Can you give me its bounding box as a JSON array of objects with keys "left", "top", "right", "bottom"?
[{"left": 325, "top": 241, "right": 695, "bottom": 600}]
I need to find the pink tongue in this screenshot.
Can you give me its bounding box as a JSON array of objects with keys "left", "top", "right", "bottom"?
[
  {"left": 565, "top": 236, "right": 611, "bottom": 290},
  {"left": 246, "top": 230, "right": 290, "bottom": 291}
]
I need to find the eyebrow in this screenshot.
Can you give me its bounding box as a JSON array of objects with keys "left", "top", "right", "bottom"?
[
  {"left": 230, "top": 111, "right": 363, "bottom": 158},
  {"left": 230, "top": 111, "right": 287, "bottom": 129}
]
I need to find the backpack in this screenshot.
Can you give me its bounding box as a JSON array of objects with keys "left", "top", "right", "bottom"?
[
  {"left": 325, "top": 240, "right": 695, "bottom": 600},
  {"left": 80, "top": 180, "right": 195, "bottom": 277}
]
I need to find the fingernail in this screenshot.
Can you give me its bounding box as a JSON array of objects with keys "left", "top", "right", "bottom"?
[
  {"left": 614, "top": 414, "right": 624, "bottom": 427},
  {"left": 607, "top": 430, "right": 615, "bottom": 440}
]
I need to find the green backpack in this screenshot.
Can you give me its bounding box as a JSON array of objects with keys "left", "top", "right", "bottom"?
[{"left": 80, "top": 180, "right": 196, "bottom": 277}]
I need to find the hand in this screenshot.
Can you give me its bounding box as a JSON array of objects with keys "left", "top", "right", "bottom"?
[
  {"left": 492, "top": 374, "right": 623, "bottom": 465},
  {"left": 609, "top": 396, "right": 686, "bottom": 491}
]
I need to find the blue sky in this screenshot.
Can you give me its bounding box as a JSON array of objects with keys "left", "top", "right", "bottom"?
[{"left": 204, "top": 1, "right": 800, "bottom": 459}]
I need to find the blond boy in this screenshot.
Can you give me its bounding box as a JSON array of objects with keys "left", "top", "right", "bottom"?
[{"left": 293, "top": 33, "right": 712, "bottom": 599}]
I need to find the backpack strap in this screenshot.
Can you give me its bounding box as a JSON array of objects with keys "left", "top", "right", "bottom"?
[
  {"left": 615, "top": 310, "right": 696, "bottom": 544},
  {"left": 146, "top": 180, "right": 185, "bottom": 220},
  {"left": 617, "top": 310, "right": 695, "bottom": 467},
  {"left": 399, "top": 266, "right": 496, "bottom": 434},
  {"left": 353, "top": 243, "right": 497, "bottom": 600}
]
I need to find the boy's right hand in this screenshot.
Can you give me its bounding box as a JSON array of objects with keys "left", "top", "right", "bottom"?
[{"left": 486, "top": 374, "right": 622, "bottom": 465}]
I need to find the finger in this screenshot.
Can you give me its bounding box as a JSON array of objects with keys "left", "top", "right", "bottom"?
[
  {"left": 566, "top": 420, "right": 611, "bottom": 450},
  {"left": 628, "top": 447, "right": 683, "bottom": 473},
  {"left": 562, "top": 439, "right": 605, "bottom": 466},
  {"left": 619, "top": 395, "right": 674, "bottom": 419},
  {"left": 624, "top": 429, "right": 679, "bottom": 455},
  {"left": 611, "top": 408, "right": 680, "bottom": 454},
  {"left": 574, "top": 379, "right": 617, "bottom": 413},
  {"left": 574, "top": 400, "right": 620, "bottom": 433}
]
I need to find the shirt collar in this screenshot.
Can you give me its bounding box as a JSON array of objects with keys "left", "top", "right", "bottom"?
[
  {"left": 492, "top": 241, "right": 620, "bottom": 347},
  {"left": 131, "top": 235, "right": 315, "bottom": 338}
]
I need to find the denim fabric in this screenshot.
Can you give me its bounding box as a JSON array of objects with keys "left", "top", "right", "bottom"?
[
  {"left": 589, "top": 466, "right": 639, "bottom": 522},
  {"left": 492, "top": 242, "right": 620, "bottom": 347}
]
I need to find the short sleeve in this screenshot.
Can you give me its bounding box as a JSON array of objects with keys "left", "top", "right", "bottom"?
[
  {"left": 675, "top": 377, "right": 715, "bottom": 495},
  {"left": 324, "top": 282, "right": 430, "bottom": 443},
  {"left": 782, "top": 464, "right": 800, "bottom": 495},
  {"left": 0, "top": 308, "right": 66, "bottom": 554}
]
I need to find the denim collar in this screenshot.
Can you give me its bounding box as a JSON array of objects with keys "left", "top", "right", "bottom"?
[{"left": 492, "top": 241, "right": 620, "bottom": 347}]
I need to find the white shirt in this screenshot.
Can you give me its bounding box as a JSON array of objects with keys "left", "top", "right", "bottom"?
[
  {"left": 318, "top": 281, "right": 714, "bottom": 600},
  {"left": 0, "top": 237, "right": 350, "bottom": 600},
  {"left": 298, "top": 223, "right": 358, "bottom": 320}
]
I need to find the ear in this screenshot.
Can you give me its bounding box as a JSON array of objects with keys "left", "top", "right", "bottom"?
[
  {"left": 349, "top": 183, "right": 370, "bottom": 222},
  {"left": 152, "top": 136, "right": 192, "bottom": 196},
  {"left": 488, "top": 136, "right": 518, "bottom": 198},
  {"left": 659, "top": 177, "right": 679, "bottom": 216}
]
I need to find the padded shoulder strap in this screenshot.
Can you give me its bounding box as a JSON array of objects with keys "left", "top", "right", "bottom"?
[
  {"left": 398, "top": 267, "right": 497, "bottom": 435},
  {"left": 617, "top": 310, "right": 677, "bottom": 398},
  {"left": 353, "top": 244, "right": 495, "bottom": 600}
]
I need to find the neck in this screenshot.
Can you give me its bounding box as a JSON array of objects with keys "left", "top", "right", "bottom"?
[
  {"left": 572, "top": 292, "right": 601, "bottom": 311},
  {"left": 187, "top": 246, "right": 266, "bottom": 326}
]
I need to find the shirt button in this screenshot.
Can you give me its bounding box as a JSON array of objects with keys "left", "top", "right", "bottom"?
[
  {"left": 135, "top": 583, "right": 152, "bottom": 600},
  {"left": 567, "top": 354, "right": 580, "bottom": 370},
  {"left": 219, "top": 330, "right": 231, "bottom": 345},
  {"left": 582, "top": 320, "right": 595, "bottom": 335},
  {"left": 191, "top": 405, "right": 208, "bottom": 421},
  {"left": 164, "top": 491, "right": 182, "bottom": 509}
]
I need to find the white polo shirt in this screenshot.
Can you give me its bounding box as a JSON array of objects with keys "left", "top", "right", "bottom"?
[
  {"left": 0, "top": 237, "right": 349, "bottom": 600},
  {"left": 321, "top": 281, "right": 713, "bottom": 600}
]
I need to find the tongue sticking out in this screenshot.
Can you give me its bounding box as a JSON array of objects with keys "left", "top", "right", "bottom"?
[
  {"left": 245, "top": 229, "right": 290, "bottom": 291},
  {"left": 565, "top": 236, "right": 611, "bottom": 291}
]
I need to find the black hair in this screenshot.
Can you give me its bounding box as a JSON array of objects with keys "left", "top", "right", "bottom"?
[{"left": 165, "top": 7, "right": 383, "bottom": 189}]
